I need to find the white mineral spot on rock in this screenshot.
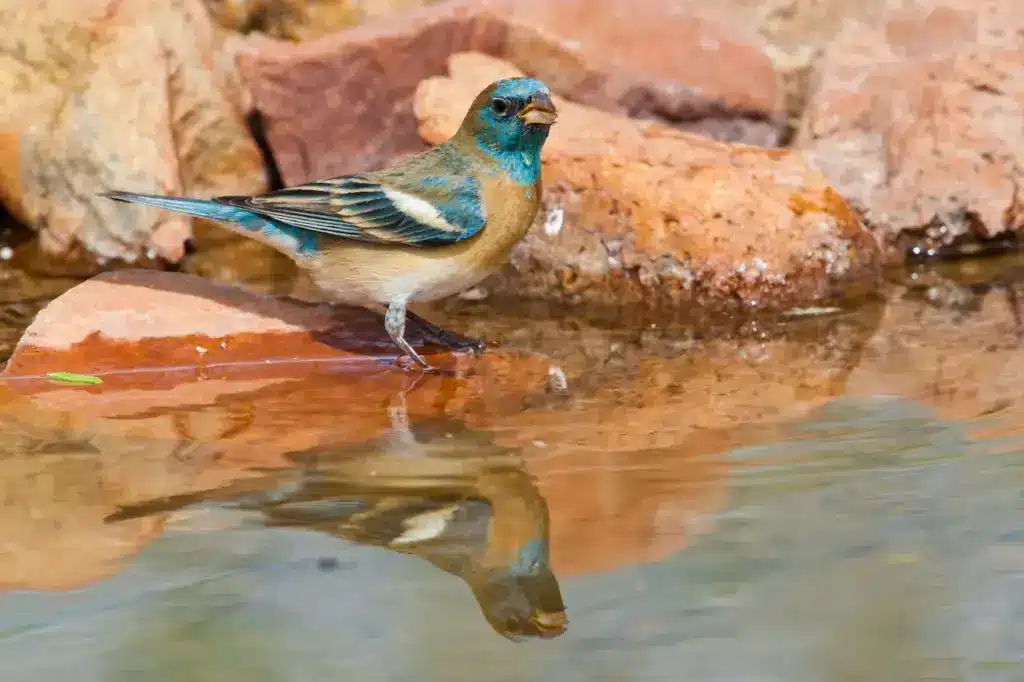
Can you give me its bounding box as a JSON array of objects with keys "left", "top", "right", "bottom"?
[
  {"left": 544, "top": 205, "right": 564, "bottom": 237},
  {"left": 547, "top": 365, "right": 568, "bottom": 393},
  {"left": 195, "top": 345, "right": 208, "bottom": 355}
]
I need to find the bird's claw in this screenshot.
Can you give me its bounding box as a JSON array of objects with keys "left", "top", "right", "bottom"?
[{"left": 404, "top": 310, "right": 486, "bottom": 356}]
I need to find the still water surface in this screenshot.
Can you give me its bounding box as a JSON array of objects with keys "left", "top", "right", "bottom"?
[{"left": 1, "top": 257, "right": 1024, "bottom": 681}]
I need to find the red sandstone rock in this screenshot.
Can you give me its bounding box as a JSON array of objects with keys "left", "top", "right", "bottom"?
[
  {"left": 414, "top": 53, "right": 882, "bottom": 316},
  {"left": 236, "top": 0, "right": 784, "bottom": 184},
  {"left": 796, "top": 0, "right": 1024, "bottom": 262},
  {"left": 0, "top": 0, "right": 266, "bottom": 269},
  {"left": 2, "top": 269, "right": 488, "bottom": 377}
]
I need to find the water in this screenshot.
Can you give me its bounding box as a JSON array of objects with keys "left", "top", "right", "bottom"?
[{"left": 1, "top": 253, "right": 1024, "bottom": 681}]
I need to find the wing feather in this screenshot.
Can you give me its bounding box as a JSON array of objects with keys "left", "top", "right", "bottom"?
[{"left": 215, "top": 171, "right": 486, "bottom": 246}]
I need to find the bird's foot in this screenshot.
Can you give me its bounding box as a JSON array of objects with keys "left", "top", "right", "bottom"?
[
  {"left": 405, "top": 310, "right": 486, "bottom": 355},
  {"left": 423, "top": 328, "right": 486, "bottom": 355},
  {"left": 393, "top": 355, "right": 460, "bottom": 376}
]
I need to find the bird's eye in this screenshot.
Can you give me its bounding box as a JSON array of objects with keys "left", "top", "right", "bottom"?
[{"left": 491, "top": 97, "right": 512, "bottom": 117}]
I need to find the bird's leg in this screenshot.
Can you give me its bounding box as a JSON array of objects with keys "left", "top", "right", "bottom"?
[
  {"left": 405, "top": 308, "right": 486, "bottom": 355},
  {"left": 384, "top": 299, "right": 432, "bottom": 370}
]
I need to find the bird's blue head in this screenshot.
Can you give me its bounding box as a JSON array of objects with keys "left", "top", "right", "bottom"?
[{"left": 457, "top": 78, "right": 557, "bottom": 181}]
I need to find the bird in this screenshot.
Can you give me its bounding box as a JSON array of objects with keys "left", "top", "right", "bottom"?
[{"left": 102, "top": 78, "right": 558, "bottom": 371}]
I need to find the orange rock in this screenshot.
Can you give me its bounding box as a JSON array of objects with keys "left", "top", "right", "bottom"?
[
  {"left": 797, "top": 0, "right": 1024, "bottom": 262},
  {"left": 236, "top": 0, "right": 784, "bottom": 184},
  {"left": 415, "top": 53, "right": 882, "bottom": 316},
  {"left": 0, "top": 0, "right": 266, "bottom": 268}
]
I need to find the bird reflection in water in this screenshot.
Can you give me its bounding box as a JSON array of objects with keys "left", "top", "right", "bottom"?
[{"left": 104, "top": 401, "right": 567, "bottom": 641}]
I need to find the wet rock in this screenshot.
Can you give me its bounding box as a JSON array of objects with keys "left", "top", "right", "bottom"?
[
  {"left": 415, "top": 53, "right": 882, "bottom": 316},
  {"left": 237, "top": 0, "right": 784, "bottom": 184},
  {"left": 796, "top": 0, "right": 1024, "bottom": 264},
  {"left": 0, "top": 0, "right": 267, "bottom": 269},
  {"left": 2, "top": 269, "right": 490, "bottom": 377}
]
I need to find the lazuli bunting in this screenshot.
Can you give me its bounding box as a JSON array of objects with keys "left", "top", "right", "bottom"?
[{"left": 102, "top": 78, "right": 558, "bottom": 370}]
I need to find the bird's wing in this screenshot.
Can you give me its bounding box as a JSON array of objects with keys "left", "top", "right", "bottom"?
[{"left": 217, "top": 171, "right": 487, "bottom": 247}]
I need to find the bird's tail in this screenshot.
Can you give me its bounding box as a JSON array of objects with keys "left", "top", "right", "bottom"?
[
  {"left": 101, "top": 190, "right": 314, "bottom": 257},
  {"left": 101, "top": 190, "right": 255, "bottom": 223}
]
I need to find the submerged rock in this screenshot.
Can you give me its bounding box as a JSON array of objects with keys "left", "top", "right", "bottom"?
[
  {"left": 414, "top": 53, "right": 882, "bottom": 316},
  {"left": 797, "top": 0, "right": 1024, "bottom": 263},
  {"left": 236, "top": 0, "right": 784, "bottom": 184},
  {"left": 0, "top": 0, "right": 266, "bottom": 269}
]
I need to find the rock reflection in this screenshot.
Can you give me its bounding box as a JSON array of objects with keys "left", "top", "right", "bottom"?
[{"left": 104, "top": 414, "right": 568, "bottom": 641}]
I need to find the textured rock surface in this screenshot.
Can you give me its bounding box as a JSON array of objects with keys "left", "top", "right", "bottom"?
[
  {"left": 797, "top": 0, "right": 1024, "bottom": 262},
  {"left": 237, "top": 0, "right": 784, "bottom": 184},
  {"left": 496, "top": 0, "right": 783, "bottom": 145},
  {"left": 203, "top": 0, "right": 433, "bottom": 41},
  {"left": 2, "top": 269, "right": 486, "bottom": 376},
  {"left": 0, "top": 0, "right": 266, "bottom": 268},
  {"left": 415, "top": 53, "right": 881, "bottom": 316}
]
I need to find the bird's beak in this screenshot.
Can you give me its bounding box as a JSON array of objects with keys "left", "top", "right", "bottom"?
[{"left": 518, "top": 94, "right": 558, "bottom": 126}]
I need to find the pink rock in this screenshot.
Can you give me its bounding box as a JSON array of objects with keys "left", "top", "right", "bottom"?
[
  {"left": 1, "top": 269, "right": 476, "bottom": 378},
  {"left": 797, "top": 0, "right": 1024, "bottom": 262},
  {"left": 237, "top": 0, "right": 783, "bottom": 185}
]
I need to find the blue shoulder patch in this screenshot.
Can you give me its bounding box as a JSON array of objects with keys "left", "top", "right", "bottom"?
[{"left": 419, "top": 175, "right": 486, "bottom": 243}]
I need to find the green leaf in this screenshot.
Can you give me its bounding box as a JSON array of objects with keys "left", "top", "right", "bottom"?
[{"left": 46, "top": 372, "right": 103, "bottom": 386}]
